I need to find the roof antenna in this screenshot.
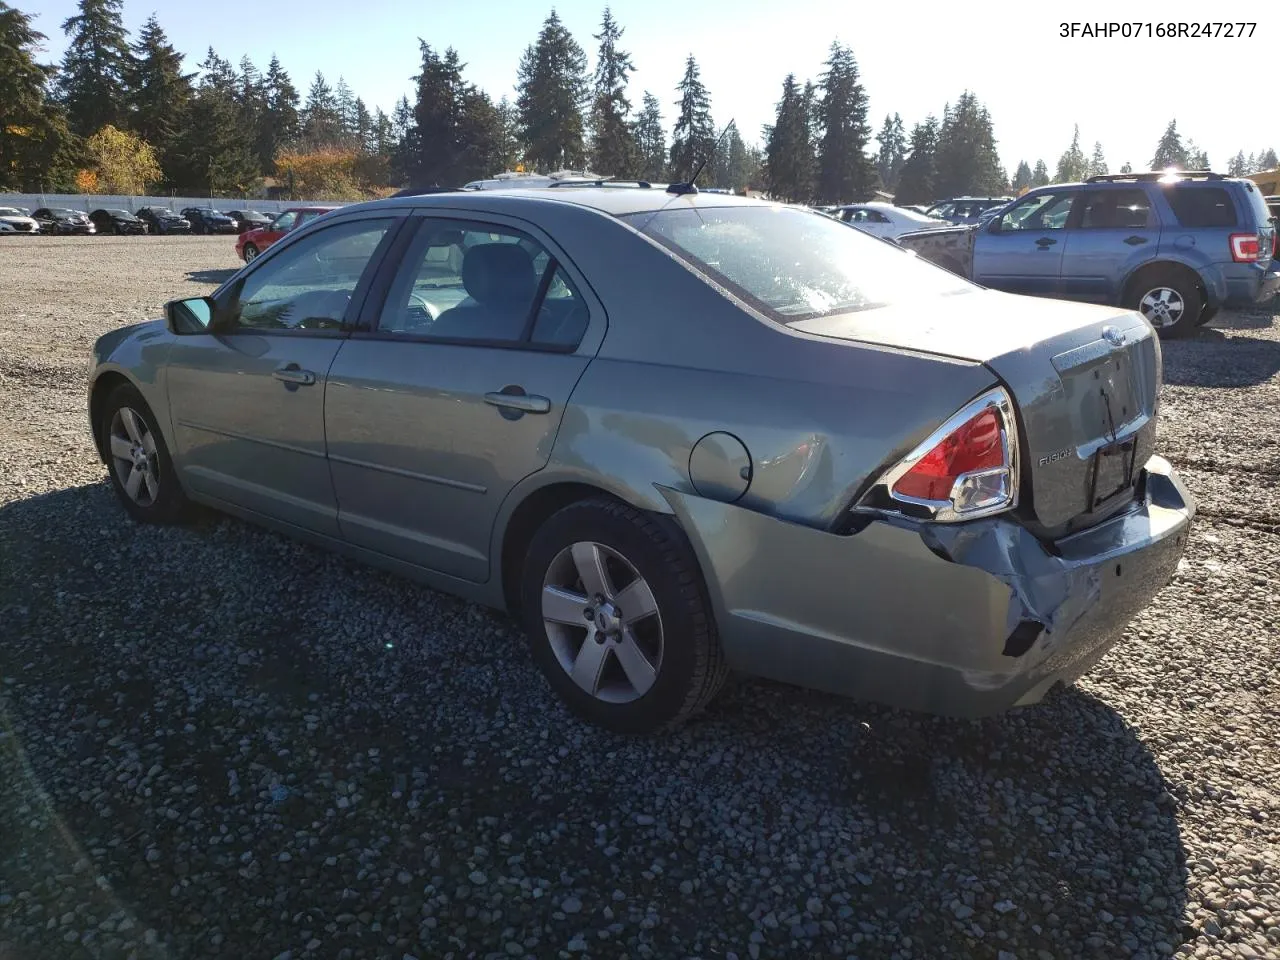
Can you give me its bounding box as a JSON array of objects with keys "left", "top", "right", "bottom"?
[{"left": 667, "top": 120, "right": 736, "bottom": 195}]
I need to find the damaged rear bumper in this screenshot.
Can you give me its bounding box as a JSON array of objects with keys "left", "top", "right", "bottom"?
[{"left": 662, "top": 455, "right": 1194, "bottom": 718}]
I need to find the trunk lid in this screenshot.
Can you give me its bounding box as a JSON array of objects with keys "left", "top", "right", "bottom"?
[{"left": 790, "top": 289, "right": 1160, "bottom": 533}]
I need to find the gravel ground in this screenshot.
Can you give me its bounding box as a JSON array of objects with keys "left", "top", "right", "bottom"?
[{"left": 1, "top": 236, "right": 1278, "bottom": 960}]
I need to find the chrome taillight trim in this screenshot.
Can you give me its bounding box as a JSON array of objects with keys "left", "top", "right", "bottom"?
[{"left": 856, "top": 387, "right": 1020, "bottom": 523}]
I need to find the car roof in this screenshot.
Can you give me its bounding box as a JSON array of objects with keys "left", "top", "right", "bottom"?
[
  {"left": 336, "top": 186, "right": 765, "bottom": 220},
  {"left": 287, "top": 205, "right": 341, "bottom": 213}
]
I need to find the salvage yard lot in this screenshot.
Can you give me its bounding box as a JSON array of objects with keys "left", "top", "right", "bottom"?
[{"left": 1, "top": 236, "right": 1278, "bottom": 960}]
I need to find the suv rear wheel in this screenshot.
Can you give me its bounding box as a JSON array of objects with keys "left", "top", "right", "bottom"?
[{"left": 1128, "top": 266, "right": 1203, "bottom": 338}]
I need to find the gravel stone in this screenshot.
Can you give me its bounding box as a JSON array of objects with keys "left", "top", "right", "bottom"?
[{"left": 1, "top": 238, "right": 1279, "bottom": 958}]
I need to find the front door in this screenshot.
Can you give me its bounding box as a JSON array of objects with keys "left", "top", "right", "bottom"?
[
  {"left": 1058, "top": 188, "right": 1160, "bottom": 303},
  {"left": 325, "top": 216, "right": 598, "bottom": 582},
  {"left": 973, "top": 191, "right": 1076, "bottom": 295},
  {"left": 165, "top": 213, "right": 402, "bottom": 536}
]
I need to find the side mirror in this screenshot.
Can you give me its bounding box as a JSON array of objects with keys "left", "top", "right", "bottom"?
[{"left": 166, "top": 296, "right": 215, "bottom": 334}]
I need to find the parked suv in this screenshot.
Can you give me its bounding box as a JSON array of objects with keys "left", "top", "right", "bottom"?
[{"left": 898, "top": 172, "right": 1279, "bottom": 337}]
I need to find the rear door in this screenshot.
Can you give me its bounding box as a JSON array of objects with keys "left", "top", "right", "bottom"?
[
  {"left": 324, "top": 215, "right": 601, "bottom": 582},
  {"left": 973, "top": 190, "right": 1077, "bottom": 295},
  {"left": 1057, "top": 187, "right": 1159, "bottom": 303}
]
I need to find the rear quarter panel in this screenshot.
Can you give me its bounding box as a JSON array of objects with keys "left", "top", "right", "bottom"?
[{"left": 499, "top": 202, "right": 998, "bottom": 532}]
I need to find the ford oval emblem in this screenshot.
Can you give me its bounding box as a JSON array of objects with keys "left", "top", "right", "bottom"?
[{"left": 1101, "top": 325, "right": 1126, "bottom": 347}]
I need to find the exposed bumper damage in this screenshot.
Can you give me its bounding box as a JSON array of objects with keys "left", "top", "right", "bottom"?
[{"left": 662, "top": 456, "right": 1194, "bottom": 718}]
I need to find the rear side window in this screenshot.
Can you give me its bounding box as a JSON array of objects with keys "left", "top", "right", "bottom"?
[
  {"left": 1240, "top": 182, "right": 1274, "bottom": 229},
  {"left": 1164, "top": 187, "right": 1237, "bottom": 228},
  {"left": 1078, "top": 189, "right": 1151, "bottom": 229}
]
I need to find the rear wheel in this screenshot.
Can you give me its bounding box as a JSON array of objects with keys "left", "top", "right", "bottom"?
[
  {"left": 99, "top": 383, "right": 190, "bottom": 524},
  {"left": 1128, "top": 267, "right": 1202, "bottom": 338},
  {"left": 519, "top": 498, "right": 727, "bottom": 733}
]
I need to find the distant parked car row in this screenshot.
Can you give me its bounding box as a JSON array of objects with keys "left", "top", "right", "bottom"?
[
  {"left": 0, "top": 205, "right": 278, "bottom": 237},
  {"left": 235, "top": 206, "right": 339, "bottom": 262}
]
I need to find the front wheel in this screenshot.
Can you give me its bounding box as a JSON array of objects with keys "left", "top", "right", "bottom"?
[
  {"left": 243, "top": 243, "right": 259, "bottom": 263},
  {"left": 100, "top": 383, "right": 190, "bottom": 524},
  {"left": 1129, "top": 268, "right": 1203, "bottom": 338},
  {"left": 519, "top": 498, "right": 728, "bottom": 733}
]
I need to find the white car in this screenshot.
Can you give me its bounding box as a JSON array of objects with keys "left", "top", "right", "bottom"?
[
  {"left": 0, "top": 206, "right": 40, "bottom": 235},
  {"left": 832, "top": 202, "right": 941, "bottom": 240}
]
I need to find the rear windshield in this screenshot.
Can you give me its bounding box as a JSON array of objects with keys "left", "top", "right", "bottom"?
[
  {"left": 624, "top": 205, "right": 973, "bottom": 322},
  {"left": 1240, "top": 183, "right": 1273, "bottom": 229},
  {"left": 1164, "top": 186, "right": 1237, "bottom": 228}
]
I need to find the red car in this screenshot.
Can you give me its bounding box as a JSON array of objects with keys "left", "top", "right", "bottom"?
[{"left": 235, "top": 206, "right": 339, "bottom": 262}]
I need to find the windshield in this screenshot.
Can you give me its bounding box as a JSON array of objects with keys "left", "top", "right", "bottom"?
[
  {"left": 625, "top": 205, "right": 973, "bottom": 322},
  {"left": 107, "top": 209, "right": 134, "bottom": 218},
  {"left": 0, "top": 208, "right": 22, "bottom": 217},
  {"left": 50, "top": 209, "right": 78, "bottom": 217}
]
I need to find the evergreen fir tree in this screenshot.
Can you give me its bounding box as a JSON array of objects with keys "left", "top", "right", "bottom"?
[
  {"left": 1011, "top": 160, "right": 1032, "bottom": 191},
  {"left": 1150, "top": 120, "right": 1188, "bottom": 169},
  {"left": 874, "top": 113, "right": 907, "bottom": 192},
  {"left": 669, "top": 54, "right": 714, "bottom": 180},
  {"left": 1053, "top": 124, "right": 1087, "bottom": 183},
  {"left": 588, "top": 7, "right": 636, "bottom": 176},
  {"left": 893, "top": 117, "right": 938, "bottom": 205},
  {"left": 1031, "top": 159, "right": 1050, "bottom": 185},
  {"left": 126, "top": 14, "right": 193, "bottom": 173},
  {"left": 632, "top": 91, "right": 665, "bottom": 182},
  {"left": 0, "top": 1, "right": 76, "bottom": 190},
  {"left": 57, "top": 0, "right": 132, "bottom": 136},
  {"left": 814, "top": 42, "right": 874, "bottom": 204},
  {"left": 762, "top": 73, "right": 814, "bottom": 203},
  {"left": 301, "top": 71, "right": 342, "bottom": 148},
  {"left": 1088, "top": 141, "right": 1107, "bottom": 177},
  {"left": 259, "top": 55, "right": 300, "bottom": 171},
  {"left": 933, "top": 92, "right": 1003, "bottom": 196},
  {"left": 516, "top": 10, "right": 588, "bottom": 170}
]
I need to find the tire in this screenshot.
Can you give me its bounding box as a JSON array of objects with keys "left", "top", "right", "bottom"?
[
  {"left": 1127, "top": 266, "right": 1203, "bottom": 338},
  {"left": 243, "top": 243, "right": 259, "bottom": 263},
  {"left": 1196, "top": 306, "right": 1218, "bottom": 327},
  {"left": 99, "top": 383, "right": 191, "bottom": 524},
  {"left": 519, "top": 497, "right": 728, "bottom": 733}
]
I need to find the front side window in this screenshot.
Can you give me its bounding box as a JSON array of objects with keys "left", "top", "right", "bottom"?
[
  {"left": 223, "top": 218, "right": 393, "bottom": 332},
  {"left": 998, "top": 192, "right": 1074, "bottom": 231},
  {"left": 625, "top": 205, "right": 973, "bottom": 323},
  {"left": 378, "top": 220, "right": 588, "bottom": 347}
]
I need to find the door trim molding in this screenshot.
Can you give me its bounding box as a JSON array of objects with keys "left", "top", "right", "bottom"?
[
  {"left": 176, "top": 419, "right": 326, "bottom": 459},
  {"left": 329, "top": 453, "right": 488, "bottom": 493}
]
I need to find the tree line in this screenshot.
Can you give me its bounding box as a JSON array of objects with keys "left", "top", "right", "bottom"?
[{"left": 2, "top": 0, "right": 1276, "bottom": 202}]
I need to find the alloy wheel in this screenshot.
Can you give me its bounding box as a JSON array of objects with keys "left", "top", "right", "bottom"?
[
  {"left": 1139, "top": 286, "right": 1185, "bottom": 328},
  {"left": 541, "top": 541, "right": 663, "bottom": 704},
  {"left": 108, "top": 406, "right": 161, "bottom": 507}
]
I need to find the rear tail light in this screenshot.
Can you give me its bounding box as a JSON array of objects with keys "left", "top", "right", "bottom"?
[
  {"left": 1229, "top": 233, "right": 1261, "bottom": 262},
  {"left": 857, "top": 388, "right": 1020, "bottom": 523}
]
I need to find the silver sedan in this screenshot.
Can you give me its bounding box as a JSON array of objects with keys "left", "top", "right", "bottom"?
[{"left": 88, "top": 187, "right": 1194, "bottom": 732}]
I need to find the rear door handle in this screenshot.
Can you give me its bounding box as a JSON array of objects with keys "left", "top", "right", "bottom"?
[
  {"left": 1124, "top": 235, "right": 1149, "bottom": 245},
  {"left": 1035, "top": 237, "right": 1058, "bottom": 248},
  {"left": 484, "top": 390, "right": 551, "bottom": 415},
  {"left": 272, "top": 363, "right": 316, "bottom": 385}
]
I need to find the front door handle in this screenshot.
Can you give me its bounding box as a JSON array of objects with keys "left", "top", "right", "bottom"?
[
  {"left": 484, "top": 389, "right": 551, "bottom": 415},
  {"left": 1035, "top": 237, "right": 1058, "bottom": 248},
  {"left": 272, "top": 363, "right": 316, "bottom": 386},
  {"left": 1124, "top": 235, "right": 1148, "bottom": 245}
]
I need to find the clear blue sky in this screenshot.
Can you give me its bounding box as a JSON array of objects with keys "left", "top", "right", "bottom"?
[{"left": 27, "top": 0, "right": 1278, "bottom": 176}]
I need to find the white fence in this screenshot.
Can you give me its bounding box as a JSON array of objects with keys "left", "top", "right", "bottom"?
[{"left": 0, "top": 192, "right": 349, "bottom": 215}]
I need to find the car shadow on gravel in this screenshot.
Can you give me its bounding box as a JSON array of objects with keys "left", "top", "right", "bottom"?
[
  {"left": 0, "top": 483, "right": 1192, "bottom": 960},
  {"left": 184, "top": 268, "right": 237, "bottom": 284},
  {"left": 1161, "top": 331, "right": 1280, "bottom": 387}
]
